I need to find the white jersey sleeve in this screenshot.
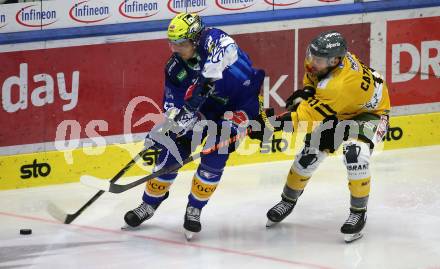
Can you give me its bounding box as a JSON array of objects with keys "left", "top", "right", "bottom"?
[{"left": 202, "top": 33, "right": 238, "bottom": 81}]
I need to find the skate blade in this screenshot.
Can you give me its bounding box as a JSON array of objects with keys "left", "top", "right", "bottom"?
[
  {"left": 344, "top": 232, "right": 363, "bottom": 243},
  {"left": 184, "top": 230, "right": 195, "bottom": 241},
  {"left": 266, "top": 219, "right": 278, "bottom": 228},
  {"left": 121, "top": 224, "right": 140, "bottom": 231}
]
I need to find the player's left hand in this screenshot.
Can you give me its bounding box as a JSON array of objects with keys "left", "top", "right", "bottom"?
[
  {"left": 285, "top": 86, "right": 316, "bottom": 111},
  {"left": 167, "top": 106, "right": 199, "bottom": 136},
  {"left": 309, "top": 115, "right": 340, "bottom": 153}
]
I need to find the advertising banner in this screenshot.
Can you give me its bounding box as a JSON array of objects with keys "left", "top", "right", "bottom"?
[
  {"left": 1, "top": 111, "right": 439, "bottom": 190},
  {"left": 0, "top": 0, "right": 352, "bottom": 34},
  {"left": 0, "top": 39, "right": 169, "bottom": 147},
  {"left": 234, "top": 30, "right": 295, "bottom": 113},
  {"left": 1, "top": 4, "right": 439, "bottom": 190},
  {"left": 386, "top": 16, "right": 440, "bottom": 106},
  {"left": 235, "top": 23, "right": 370, "bottom": 114},
  {"left": 0, "top": 25, "right": 371, "bottom": 147}
]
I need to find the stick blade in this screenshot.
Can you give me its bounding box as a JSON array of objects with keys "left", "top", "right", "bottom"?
[
  {"left": 80, "top": 175, "right": 111, "bottom": 192},
  {"left": 47, "top": 202, "right": 68, "bottom": 223}
]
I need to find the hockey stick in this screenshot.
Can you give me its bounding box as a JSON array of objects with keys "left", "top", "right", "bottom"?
[
  {"left": 47, "top": 148, "right": 150, "bottom": 224},
  {"left": 47, "top": 116, "right": 184, "bottom": 224},
  {"left": 80, "top": 129, "right": 249, "bottom": 194}
]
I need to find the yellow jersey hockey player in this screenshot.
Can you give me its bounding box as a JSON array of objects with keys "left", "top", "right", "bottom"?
[{"left": 265, "top": 31, "right": 390, "bottom": 243}]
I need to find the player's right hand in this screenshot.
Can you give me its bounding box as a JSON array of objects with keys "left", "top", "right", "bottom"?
[
  {"left": 248, "top": 108, "right": 275, "bottom": 142},
  {"left": 273, "top": 111, "right": 294, "bottom": 132}
]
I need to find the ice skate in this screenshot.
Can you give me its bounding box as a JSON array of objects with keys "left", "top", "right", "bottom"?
[
  {"left": 266, "top": 197, "right": 297, "bottom": 228},
  {"left": 122, "top": 192, "right": 169, "bottom": 229},
  {"left": 183, "top": 204, "right": 202, "bottom": 241},
  {"left": 121, "top": 223, "right": 141, "bottom": 231},
  {"left": 341, "top": 207, "right": 367, "bottom": 243}
]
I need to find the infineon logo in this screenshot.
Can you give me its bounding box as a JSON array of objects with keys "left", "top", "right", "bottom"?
[
  {"left": 215, "top": 0, "right": 255, "bottom": 11},
  {"left": 119, "top": 0, "right": 159, "bottom": 19},
  {"left": 16, "top": 5, "right": 57, "bottom": 27},
  {"left": 0, "top": 13, "right": 6, "bottom": 29},
  {"left": 167, "top": 0, "right": 207, "bottom": 14},
  {"left": 69, "top": 0, "right": 111, "bottom": 24},
  {"left": 264, "top": 0, "right": 301, "bottom": 6}
]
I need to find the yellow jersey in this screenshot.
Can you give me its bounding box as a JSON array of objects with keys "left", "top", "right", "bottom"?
[{"left": 292, "top": 52, "right": 390, "bottom": 126}]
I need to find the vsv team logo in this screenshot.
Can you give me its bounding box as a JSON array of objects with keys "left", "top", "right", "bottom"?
[
  {"left": 69, "top": 0, "right": 111, "bottom": 24},
  {"left": 215, "top": 0, "right": 255, "bottom": 11},
  {"left": 167, "top": 0, "right": 207, "bottom": 14},
  {"left": 16, "top": 5, "right": 58, "bottom": 27},
  {"left": 119, "top": 0, "right": 160, "bottom": 19}
]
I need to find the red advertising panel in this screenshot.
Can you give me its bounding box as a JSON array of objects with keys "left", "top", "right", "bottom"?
[
  {"left": 297, "top": 24, "right": 371, "bottom": 90},
  {"left": 0, "top": 30, "right": 296, "bottom": 147},
  {"left": 0, "top": 26, "right": 372, "bottom": 148},
  {"left": 236, "top": 25, "right": 370, "bottom": 114},
  {"left": 387, "top": 16, "right": 440, "bottom": 106},
  {"left": 234, "top": 30, "right": 295, "bottom": 113},
  {"left": 0, "top": 40, "right": 169, "bottom": 147}
]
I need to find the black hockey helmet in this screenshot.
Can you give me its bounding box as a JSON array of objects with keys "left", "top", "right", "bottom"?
[
  {"left": 308, "top": 31, "right": 347, "bottom": 58},
  {"left": 304, "top": 31, "right": 347, "bottom": 75}
]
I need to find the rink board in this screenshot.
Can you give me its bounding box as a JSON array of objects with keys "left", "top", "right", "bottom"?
[
  {"left": 2, "top": 11, "right": 440, "bottom": 149},
  {"left": 1, "top": 112, "right": 439, "bottom": 190}
]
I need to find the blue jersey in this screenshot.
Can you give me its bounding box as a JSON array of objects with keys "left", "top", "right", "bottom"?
[{"left": 163, "top": 28, "right": 265, "bottom": 120}]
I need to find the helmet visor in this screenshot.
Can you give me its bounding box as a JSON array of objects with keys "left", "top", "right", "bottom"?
[
  {"left": 304, "top": 46, "right": 338, "bottom": 72},
  {"left": 169, "top": 37, "right": 189, "bottom": 45}
]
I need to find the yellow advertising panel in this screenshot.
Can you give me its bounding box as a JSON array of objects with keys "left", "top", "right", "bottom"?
[{"left": 1, "top": 113, "right": 439, "bottom": 190}]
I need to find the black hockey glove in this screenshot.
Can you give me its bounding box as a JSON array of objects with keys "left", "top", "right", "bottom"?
[
  {"left": 184, "top": 77, "right": 215, "bottom": 112},
  {"left": 248, "top": 108, "right": 275, "bottom": 142},
  {"left": 307, "top": 115, "right": 345, "bottom": 153},
  {"left": 273, "top": 111, "right": 294, "bottom": 132},
  {"left": 160, "top": 106, "right": 198, "bottom": 137},
  {"left": 144, "top": 117, "right": 180, "bottom": 152},
  {"left": 285, "top": 86, "right": 316, "bottom": 112}
]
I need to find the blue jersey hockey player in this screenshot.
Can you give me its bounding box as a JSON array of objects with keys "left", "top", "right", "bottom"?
[{"left": 124, "top": 13, "right": 268, "bottom": 240}]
